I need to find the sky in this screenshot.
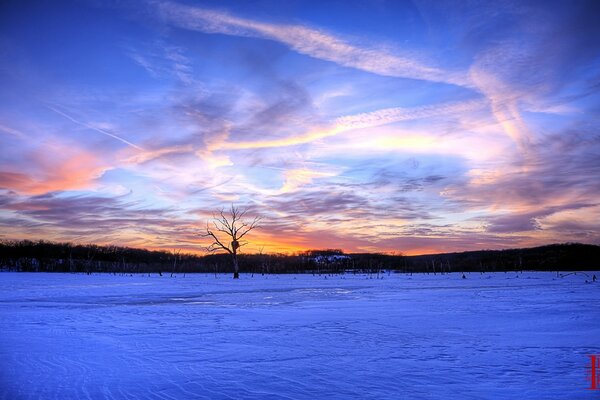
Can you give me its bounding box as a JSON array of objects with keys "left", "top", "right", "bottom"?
[{"left": 1, "top": 0, "right": 600, "bottom": 255}]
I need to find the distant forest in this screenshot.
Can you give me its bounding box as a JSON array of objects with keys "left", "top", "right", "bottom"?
[{"left": 0, "top": 240, "right": 598, "bottom": 275}]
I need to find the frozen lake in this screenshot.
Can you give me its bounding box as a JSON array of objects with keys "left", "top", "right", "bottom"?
[{"left": 0, "top": 271, "right": 599, "bottom": 399}]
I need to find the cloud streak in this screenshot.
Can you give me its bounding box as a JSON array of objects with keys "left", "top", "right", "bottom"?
[
  {"left": 155, "top": 0, "right": 472, "bottom": 87},
  {"left": 223, "top": 98, "right": 485, "bottom": 149},
  {"left": 46, "top": 105, "right": 144, "bottom": 151}
]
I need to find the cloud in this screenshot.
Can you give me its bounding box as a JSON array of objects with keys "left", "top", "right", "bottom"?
[
  {"left": 538, "top": 204, "right": 600, "bottom": 240},
  {"left": 268, "top": 189, "right": 370, "bottom": 217},
  {"left": 3, "top": 0, "right": 600, "bottom": 254},
  {"left": 277, "top": 169, "right": 337, "bottom": 195},
  {"left": 334, "top": 98, "right": 485, "bottom": 131},
  {"left": 123, "top": 144, "right": 194, "bottom": 165},
  {"left": 469, "top": 49, "right": 533, "bottom": 152},
  {"left": 125, "top": 41, "right": 195, "bottom": 84},
  {"left": 154, "top": 0, "right": 471, "bottom": 87},
  {"left": 222, "top": 98, "right": 485, "bottom": 149},
  {"left": 456, "top": 1, "right": 600, "bottom": 153},
  {"left": 0, "top": 192, "right": 202, "bottom": 248},
  {"left": 239, "top": 80, "right": 316, "bottom": 136},
  {"left": 0, "top": 146, "right": 109, "bottom": 195},
  {"left": 0, "top": 123, "right": 27, "bottom": 139},
  {"left": 373, "top": 233, "right": 533, "bottom": 256},
  {"left": 440, "top": 128, "right": 600, "bottom": 238},
  {"left": 485, "top": 213, "right": 541, "bottom": 233}
]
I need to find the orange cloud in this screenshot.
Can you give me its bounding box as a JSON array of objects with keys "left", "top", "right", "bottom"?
[
  {"left": 0, "top": 147, "right": 109, "bottom": 195},
  {"left": 223, "top": 99, "right": 485, "bottom": 150}
]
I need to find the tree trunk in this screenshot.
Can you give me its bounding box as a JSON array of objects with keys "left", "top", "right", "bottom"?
[{"left": 233, "top": 254, "right": 239, "bottom": 279}]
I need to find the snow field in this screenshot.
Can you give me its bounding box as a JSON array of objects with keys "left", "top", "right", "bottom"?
[{"left": 0, "top": 271, "right": 599, "bottom": 399}]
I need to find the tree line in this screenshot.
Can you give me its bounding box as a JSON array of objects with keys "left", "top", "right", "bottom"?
[
  {"left": 406, "top": 243, "right": 600, "bottom": 273},
  {"left": 0, "top": 240, "right": 598, "bottom": 275}
]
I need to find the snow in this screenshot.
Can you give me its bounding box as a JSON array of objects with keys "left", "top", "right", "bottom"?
[
  {"left": 0, "top": 271, "right": 599, "bottom": 399},
  {"left": 310, "top": 255, "right": 352, "bottom": 264}
]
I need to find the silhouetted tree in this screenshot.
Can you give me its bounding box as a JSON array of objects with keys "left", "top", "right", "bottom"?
[{"left": 202, "top": 205, "right": 260, "bottom": 279}]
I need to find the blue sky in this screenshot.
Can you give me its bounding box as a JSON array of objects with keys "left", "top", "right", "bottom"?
[{"left": 1, "top": 0, "right": 600, "bottom": 254}]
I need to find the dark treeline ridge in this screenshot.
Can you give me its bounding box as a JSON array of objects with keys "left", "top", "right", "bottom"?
[
  {"left": 0, "top": 240, "right": 202, "bottom": 275},
  {"left": 0, "top": 240, "right": 598, "bottom": 274},
  {"left": 405, "top": 243, "right": 600, "bottom": 273}
]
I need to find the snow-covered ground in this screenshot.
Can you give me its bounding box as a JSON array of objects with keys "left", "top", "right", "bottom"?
[{"left": 0, "top": 271, "right": 599, "bottom": 399}]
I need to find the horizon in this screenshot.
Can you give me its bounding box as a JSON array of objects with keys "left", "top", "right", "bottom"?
[
  {"left": 1, "top": 1, "right": 600, "bottom": 255},
  {"left": 2, "top": 238, "right": 596, "bottom": 259}
]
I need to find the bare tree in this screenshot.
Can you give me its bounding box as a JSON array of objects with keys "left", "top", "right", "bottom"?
[{"left": 202, "top": 205, "right": 260, "bottom": 279}]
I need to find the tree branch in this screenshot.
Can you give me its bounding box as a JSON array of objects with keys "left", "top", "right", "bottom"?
[
  {"left": 201, "top": 206, "right": 260, "bottom": 256},
  {"left": 237, "top": 216, "right": 261, "bottom": 240}
]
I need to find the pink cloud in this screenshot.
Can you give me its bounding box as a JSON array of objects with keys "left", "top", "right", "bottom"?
[{"left": 0, "top": 147, "right": 110, "bottom": 195}]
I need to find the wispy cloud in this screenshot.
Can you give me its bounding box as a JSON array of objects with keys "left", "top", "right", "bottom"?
[
  {"left": 0, "top": 123, "right": 27, "bottom": 139},
  {"left": 125, "top": 41, "right": 195, "bottom": 84},
  {"left": 469, "top": 54, "right": 533, "bottom": 152},
  {"left": 334, "top": 99, "right": 485, "bottom": 131},
  {"left": 124, "top": 144, "right": 194, "bottom": 165},
  {"left": 154, "top": 0, "right": 472, "bottom": 87},
  {"left": 223, "top": 98, "right": 485, "bottom": 149}
]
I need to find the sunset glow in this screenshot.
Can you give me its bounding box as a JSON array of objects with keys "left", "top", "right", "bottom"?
[{"left": 1, "top": 1, "right": 599, "bottom": 255}]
